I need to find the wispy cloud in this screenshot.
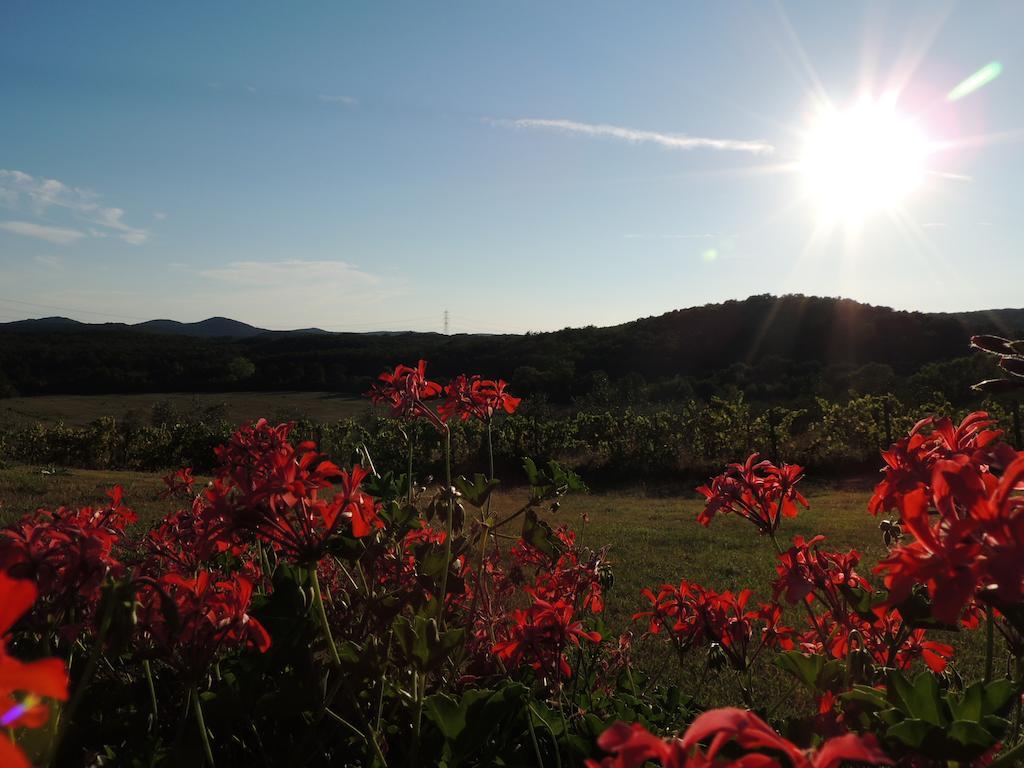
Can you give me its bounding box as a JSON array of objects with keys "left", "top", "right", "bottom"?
[
  {"left": 188, "top": 259, "right": 401, "bottom": 328},
  {"left": 33, "top": 254, "right": 64, "bottom": 268},
  {"left": 200, "top": 259, "right": 379, "bottom": 287},
  {"left": 491, "top": 118, "right": 774, "bottom": 155},
  {"left": 0, "top": 220, "right": 85, "bottom": 244},
  {"left": 930, "top": 170, "right": 972, "bottom": 182},
  {"left": 317, "top": 94, "right": 357, "bottom": 106},
  {"left": 0, "top": 169, "right": 149, "bottom": 245},
  {"left": 624, "top": 233, "right": 715, "bottom": 240}
]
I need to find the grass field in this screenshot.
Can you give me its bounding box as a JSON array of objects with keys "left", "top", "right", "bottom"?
[
  {"left": 0, "top": 464, "right": 984, "bottom": 709},
  {"left": 0, "top": 391, "right": 370, "bottom": 427}
]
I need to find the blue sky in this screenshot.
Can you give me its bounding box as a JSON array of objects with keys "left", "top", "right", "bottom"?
[{"left": 1, "top": 1, "right": 1022, "bottom": 332}]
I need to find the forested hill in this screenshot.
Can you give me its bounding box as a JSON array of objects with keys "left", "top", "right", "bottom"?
[{"left": 1, "top": 294, "right": 1021, "bottom": 402}]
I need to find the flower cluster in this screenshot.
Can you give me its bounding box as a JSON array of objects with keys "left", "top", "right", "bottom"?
[
  {"left": 634, "top": 580, "right": 793, "bottom": 671},
  {"left": 0, "top": 574, "right": 69, "bottom": 768},
  {"left": 776, "top": 535, "right": 953, "bottom": 673},
  {"left": 439, "top": 374, "right": 521, "bottom": 423},
  {"left": 869, "top": 411, "right": 1024, "bottom": 624},
  {"left": 587, "top": 708, "right": 890, "bottom": 768},
  {"left": 135, "top": 570, "right": 270, "bottom": 679},
  {"left": 0, "top": 487, "right": 134, "bottom": 637},
  {"left": 697, "top": 454, "right": 807, "bottom": 536},
  {"left": 367, "top": 360, "right": 443, "bottom": 420},
  {"left": 8, "top": 351, "right": 1024, "bottom": 767},
  {"left": 492, "top": 597, "right": 601, "bottom": 682},
  {"left": 206, "top": 419, "right": 383, "bottom": 563}
]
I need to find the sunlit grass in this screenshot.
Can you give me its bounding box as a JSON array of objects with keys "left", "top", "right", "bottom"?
[{"left": 0, "top": 466, "right": 986, "bottom": 712}]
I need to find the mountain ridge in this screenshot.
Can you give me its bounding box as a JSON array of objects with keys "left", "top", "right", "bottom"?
[
  {"left": 2, "top": 294, "right": 1022, "bottom": 400},
  {"left": 4, "top": 294, "right": 1024, "bottom": 340}
]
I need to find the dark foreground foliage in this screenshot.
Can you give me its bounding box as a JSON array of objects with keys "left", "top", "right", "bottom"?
[{"left": 2, "top": 360, "right": 1024, "bottom": 767}]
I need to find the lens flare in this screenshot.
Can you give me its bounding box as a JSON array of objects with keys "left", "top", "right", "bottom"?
[
  {"left": 947, "top": 61, "right": 1003, "bottom": 102},
  {"left": 0, "top": 695, "right": 39, "bottom": 726}
]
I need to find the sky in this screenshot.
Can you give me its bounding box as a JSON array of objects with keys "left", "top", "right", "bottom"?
[{"left": 1, "top": 1, "right": 1023, "bottom": 333}]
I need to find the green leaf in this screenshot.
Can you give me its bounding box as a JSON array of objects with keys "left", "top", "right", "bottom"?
[
  {"left": 522, "top": 457, "right": 541, "bottom": 487},
  {"left": 839, "top": 584, "right": 888, "bottom": 621},
  {"left": 948, "top": 720, "right": 998, "bottom": 750},
  {"left": 775, "top": 651, "right": 824, "bottom": 688},
  {"left": 392, "top": 614, "right": 465, "bottom": 672},
  {"left": 842, "top": 685, "right": 888, "bottom": 710},
  {"left": 908, "top": 671, "right": 944, "bottom": 726},
  {"left": 982, "top": 678, "right": 1019, "bottom": 716},
  {"left": 886, "top": 669, "right": 916, "bottom": 712},
  {"left": 454, "top": 474, "right": 501, "bottom": 508},
  {"left": 521, "top": 508, "right": 563, "bottom": 560},
  {"left": 425, "top": 693, "right": 466, "bottom": 740},
  {"left": 546, "top": 460, "right": 588, "bottom": 493},
  {"left": 949, "top": 682, "right": 984, "bottom": 722},
  {"left": 887, "top": 719, "right": 934, "bottom": 749}
]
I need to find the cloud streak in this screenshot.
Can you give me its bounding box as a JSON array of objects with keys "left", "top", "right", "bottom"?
[
  {"left": 0, "top": 169, "right": 149, "bottom": 245},
  {"left": 0, "top": 220, "right": 85, "bottom": 244},
  {"left": 200, "top": 259, "right": 379, "bottom": 287},
  {"left": 493, "top": 118, "right": 774, "bottom": 154},
  {"left": 317, "top": 94, "right": 357, "bottom": 106}
]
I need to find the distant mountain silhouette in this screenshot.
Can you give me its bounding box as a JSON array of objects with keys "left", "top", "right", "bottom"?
[
  {"left": 4, "top": 296, "right": 1024, "bottom": 344},
  {"left": 0, "top": 316, "right": 330, "bottom": 338},
  {"left": 135, "top": 317, "right": 269, "bottom": 338}
]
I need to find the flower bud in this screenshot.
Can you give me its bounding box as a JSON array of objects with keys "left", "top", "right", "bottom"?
[
  {"left": 971, "top": 335, "right": 1017, "bottom": 355},
  {"left": 999, "top": 357, "right": 1024, "bottom": 377},
  {"left": 973, "top": 378, "right": 1024, "bottom": 394}
]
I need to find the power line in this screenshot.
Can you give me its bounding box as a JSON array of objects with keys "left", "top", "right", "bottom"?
[{"left": 0, "top": 296, "right": 152, "bottom": 322}]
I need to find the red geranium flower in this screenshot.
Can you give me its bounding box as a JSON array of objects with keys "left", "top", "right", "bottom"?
[
  {"left": 587, "top": 708, "right": 891, "bottom": 767},
  {"left": 204, "top": 420, "right": 383, "bottom": 564},
  {"left": 367, "top": 360, "right": 442, "bottom": 420},
  {"left": 135, "top": 570, "right": 270, "bottom": 679},
  {"left": 873, "top": 443, "right": 1024, "bottom": 625},
  {"left": 492, "top": 597, "right": 600, "bottom": 683},
  {"left": 158, "top": 467, "right": 196, "bottom": 500},
  {"left": 439, "top": 375, "right": 521, "bottom": 423},
  {"left": 0, "top": 488, "right": 133, "bottom": 636},
  {"left": 634, "top": 579, "right": 793, "bottom": 671},
  {"left": 697, "top": 454, "right": 807, "bottom": 536}
]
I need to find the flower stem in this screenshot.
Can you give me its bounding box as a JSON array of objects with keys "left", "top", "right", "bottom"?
[
  {"left": 308, "top": 566, "right": 388, "bottom": 766},
  {"left": 407, "top": 432, "right": 415, "bottom": 506},
  {"left": 486, "top": 420, "right": 495, "bottom": 485},
  {"left": 437, "top": 426, "right": 454, "bottom": 628},
  {"left": 525, "top": 703, "right": 547, "bottom": 768},
  {"left": 310, "top": 566, "right": 342, "bottom": 668},
  {"left": 985, "top": 603, "right": 995, "bottom": 683},
  {"left": 191, "top": 686, "right": 216, "bottom": 767},
  {"left": 991, "top": 735, "right": 1024, "bottom": 768},
  {"left": 45, "top": 592, "right": 114, "bottom": 767},
  {"left": 143, "top": 659, "right": 159, "bottom": 726},
  {"left": 410, "top": 671, "right": 426, "bottom": 768},
  {"left": 465, "top": 422, "right": 497, "bottom": 634}
]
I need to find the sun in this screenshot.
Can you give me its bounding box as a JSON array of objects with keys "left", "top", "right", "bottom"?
[{"left": 799, "top": 95, "right": 930, "bottom": 223}]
